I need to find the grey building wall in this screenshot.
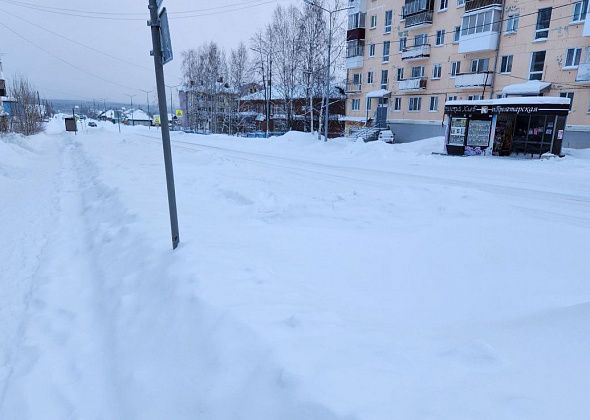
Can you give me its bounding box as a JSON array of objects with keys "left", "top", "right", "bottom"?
[{"left": 387, "top": 122, "right": 445, "bottom": 143}]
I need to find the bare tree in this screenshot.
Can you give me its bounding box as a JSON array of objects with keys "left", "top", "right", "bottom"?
[{"left": 8, "top": 75, "right": 43, "bottom": 135}]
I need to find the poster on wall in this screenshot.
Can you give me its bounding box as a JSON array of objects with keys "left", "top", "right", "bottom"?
[
  {"left": 467, "top": 120, "right": 492, "bottom": 147},
  {"left": 449, "top": 118, "right": 467, "bottom": 146}
]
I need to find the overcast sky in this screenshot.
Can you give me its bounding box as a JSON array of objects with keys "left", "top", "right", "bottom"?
[{"left": 0, "top": 0, "right": 296, "bottom": 106}]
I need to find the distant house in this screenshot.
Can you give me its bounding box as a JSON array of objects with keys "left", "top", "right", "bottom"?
[
  {"left": 239, "top": 85, "right": 346, "bottom": 137},
  {"left": 98, "top": 109, "right": 122, "bottom": 124},
  {"left": 124, "top": 109, "right": 152, "bottom": 127}
]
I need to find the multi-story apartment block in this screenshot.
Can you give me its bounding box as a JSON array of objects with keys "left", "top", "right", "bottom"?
[{"left": 345, "top": 0, "right": 590, "bottom": 147}]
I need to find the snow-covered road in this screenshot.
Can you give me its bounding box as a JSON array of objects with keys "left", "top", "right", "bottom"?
[{"left": 1, "top": 119, "right": 589, "bottom": 419}]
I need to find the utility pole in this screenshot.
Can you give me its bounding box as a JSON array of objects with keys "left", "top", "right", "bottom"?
[
  {"left": 304, "top": 0, "right": 351, "bottom": 141},
  {"left": 148, "top": 0, "right": 179, "bottom": 249},
  {"left": 127, "top": 93, "right": 138, "bottom": 125}
]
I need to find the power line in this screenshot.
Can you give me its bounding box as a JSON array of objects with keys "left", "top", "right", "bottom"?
[
  {"left": 0, "top": 8, "right": 152, "bottom": 72},
  {"left": 0, "top": 20, "right": 143, "bottom": 92}
]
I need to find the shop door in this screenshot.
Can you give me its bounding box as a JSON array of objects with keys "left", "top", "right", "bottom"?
[{"left": 493, "top": 115, "right": 515, "bottom": 156}]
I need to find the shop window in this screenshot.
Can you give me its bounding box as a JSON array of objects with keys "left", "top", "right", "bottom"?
[
  {"left": 535, "top": 8, "right": 552, "bottom": 40},
  {"left": 500, "top": 55, "right": 513, "bottom": 73},
  {"left": 564, "top": 48, "right": 582, "bottom": 68},
  {"left": 529, "top": 51, "right": 546, "bottom": 80}
]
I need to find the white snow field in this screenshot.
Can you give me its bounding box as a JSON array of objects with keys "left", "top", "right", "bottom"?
[{"left": 1, "top": 118, "right": 589, "bottom": 420}]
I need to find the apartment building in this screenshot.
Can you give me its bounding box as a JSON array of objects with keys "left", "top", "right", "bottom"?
[{"left": 344, "top": 0, "right": 590, "bottom": 147}]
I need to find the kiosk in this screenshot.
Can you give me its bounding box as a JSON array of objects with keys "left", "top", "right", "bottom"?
[{"left": 444, "top": 97, "right": 571, "bottom": 157}]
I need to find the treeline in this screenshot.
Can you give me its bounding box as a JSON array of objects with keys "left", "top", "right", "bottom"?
[{"left": 180, "top": 0, "right": 345, "bottom": 134}]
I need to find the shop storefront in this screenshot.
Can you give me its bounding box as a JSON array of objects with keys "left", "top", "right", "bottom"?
[{"left": 444, "top": 97, "right": 571, "bottom": 157}]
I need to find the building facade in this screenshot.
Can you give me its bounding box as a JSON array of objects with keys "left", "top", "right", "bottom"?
[{"left": 345, "top": 0, "right": 590, "bottom": 147}]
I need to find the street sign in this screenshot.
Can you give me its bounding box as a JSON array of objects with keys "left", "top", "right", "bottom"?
[
  {"left": 65, "top": 118, "right": 77, "bottom": 132},
  {"left": 175, "top": 109, "right": 184, "bottom": 118},
  {"left": 159, "top": 8, "right": 173, "bottom": 65},
  {"left": 153, "top": 115, "right": 161, "bottom": 125}
]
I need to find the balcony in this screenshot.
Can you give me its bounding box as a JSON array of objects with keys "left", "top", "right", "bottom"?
[
  {"left": 465, "top": 0, "right": 502, "bottom": 12},
  {"left": 576, "top": 63, "right": 590, "bottom": 82},
  {"left": 347, "top": 27, "right": 366, "bottom": 41},
  {"left": 398, "top": 77, "right": 427, "bottom": 91},
  {"left": 454, "top": 72, "right": 493, "bottom": 88},
  {"left": 402, "top": 0, "right": 434, "bottom": 28},
  {"left": 345, "top": 82, "right": 363, "bottom": 93},
  {"left": 401, "top": 44, "right": 431, "bottom": 60},
  {"left": 459, "top": 30, "right": 499, "bottom": 53},
  {"left": 346, "top": 41, "right": 364, "bottom": 69}
]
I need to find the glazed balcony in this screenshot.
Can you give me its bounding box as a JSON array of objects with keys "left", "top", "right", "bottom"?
[
  {"left": 402, "top": 0, "right": 434, "bottom": 28},
  {"left": 398, "top": 77, "right": 427, "bottom": 91},
  {"left": 345, "top": 82, "right": 363, "bottom": 93},
  {"left": 576, "top": 63, "right": 590, "bottom": 82},
  {"left": 465, "top": 0, "right": 502, "bottom": 12},
  {"left": 454, "top": 72, "right": 493, "bottom": 88},
  {"left": 401, "top": 44, "right": 431, "bottom": 61}
]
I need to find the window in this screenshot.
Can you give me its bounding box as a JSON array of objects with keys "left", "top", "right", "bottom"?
[
  {"left": 348, "top": 12, "right": 366, "bottom": 30},
  {"left": 500, "top": 55, "right": 513, "bottom": 73},
  {"left": 462, "top": 10, "right": 500, "bottom": 36},
  {"left": 346, "top": 40, "right": 364, "bottom": 58},
  {"left": 468, "top": 95, "right": 483, "bottom": 100},
  {"left": 409, "top": 97, "right": 421, "bottom": 111},
  {"left": 529, "top": 50, "right": 546, "bottom": 80},
  {"left": 451, "top": 61, "right": 461, "bottom": 77},
  {"left": 506, "top": 14, "right": 519, "bottom": 33},
  {"left": 366, "top": 97, "right": 372, "bottom": 111},
  {"left": 470, "top": 58, "right": 489, "bottom": 73},
  {"left": 453, "top": 26, "right": 461, "bottom": 42},
  {"left": 435, "top": 30, "right": 445, "bottom": 46},
  {"left": 411, "top": 66, "right": 425, "bottom": 78},
  {"left": 369, "top": 44, "right": 376, "bottom": 57},
  {"left": 394, "top": 97, "right": 402, "bottom": 111},
  {"left": 564, "top": 48, "right": 582, "bottom": 68},
  {"left": 352, "top": 73, "right": 362, "bottom": 86},
  {"left": 383, "top": 41, "right": 391, "bottom": 62},
  {"left": 384, "top": 10, "right": 393, "bottom": 33},
  {"left": 370, "top": 15, "right": 377, "bottom": 28},
  {"left": 367, "top": 71, "right": 374, "bottom": 84},
  {"left": 440, "top": 0, "right": 448, "bottom": 10},
  {"left": 457, "top": 0, "right": 465, "bottom": 6},
  {"left": 572, "top": 1, "right": 588, "bottom": 22},
  {"left": 560, "top": 92, "right": 574, "bottom": 102},
  {"left": 381, "top": 69, "right": 389, "bottom": 89},
  {"left": 535, "top": 8, "right": 552, "bottom": 40},
  {"left": 432, "top": 64, "right": 442, "bottom": 79},
  {"left": 397, "top": 68, "right": 404, "bottom": 81},
  {"left": 399, "top": 33, "right": 408, "bottom": 51},
  {"left": 415, "top": 33, "right": 428, "bottom": 46},
  {"left": 448, "top": 95, "right": 458, "bottom": 101},
  {"left": 429, "top": 96, "right": 439, "bottom": 111},
  {"left": 352, "top": 99, "right": 361, "bottom": 111}
]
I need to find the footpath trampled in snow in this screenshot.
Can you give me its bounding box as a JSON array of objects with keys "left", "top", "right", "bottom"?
[{"left": 1, "top": 118, "right": 589, "bottom": 420}]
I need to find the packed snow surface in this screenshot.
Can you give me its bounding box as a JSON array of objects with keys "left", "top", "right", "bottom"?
[{"left": 1, "top": 118, "right": 589, "bottom": 420}]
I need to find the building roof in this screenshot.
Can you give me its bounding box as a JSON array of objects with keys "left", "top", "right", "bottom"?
[
  {"left": 501, "top": 81, "right": 552, "bottom": 96},
  {"left": 124, "top": 109, "right": 151, "bottom": 121}
]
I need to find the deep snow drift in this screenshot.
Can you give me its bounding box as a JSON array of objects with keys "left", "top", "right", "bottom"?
[{"left": 1, "top": 119, "right": 589, "bottom": 420}]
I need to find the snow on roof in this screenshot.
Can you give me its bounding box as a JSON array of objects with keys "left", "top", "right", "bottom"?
[
  {"left": 366, "top": 89, "right": 391, "bottom": 98},
  {"left": 339, "top": 116, "right": 367, "bottom": 122},
  {"left": 99, "top": 110, "right": 118, "bottom": 119},
  {"left": 501, "top": 81, "right": 551, "bottom": 96},
  {"left": 125, "top": 109, "right": 151, "bottom": 121},
  {"left": 240, "top": 85, "right": 345, "bottom": 102},
  {"left": 445, "top": 96, "right": 571, "bottom": 106}
]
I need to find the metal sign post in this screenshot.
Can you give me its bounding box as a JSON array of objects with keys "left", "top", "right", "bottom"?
[{"left": 148, "top": 0, "right": 180, "bottom": 250}]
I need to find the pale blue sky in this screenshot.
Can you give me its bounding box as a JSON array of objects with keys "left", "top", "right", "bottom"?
[{"left": 0, "top": 0, "right": 295, "bottom": 104}]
